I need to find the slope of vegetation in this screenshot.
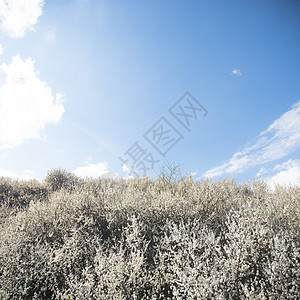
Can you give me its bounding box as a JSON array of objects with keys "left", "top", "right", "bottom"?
[{"left": 0, "top": 169, "right": 299, "bottom": 299}]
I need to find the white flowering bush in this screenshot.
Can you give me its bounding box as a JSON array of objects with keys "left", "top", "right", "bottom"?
[{"left": 0, "top": 170, "right": 299, "bottom": 299}]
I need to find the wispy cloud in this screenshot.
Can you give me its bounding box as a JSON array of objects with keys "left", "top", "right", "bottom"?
[
  {"left": 231, "top": 68, "right": 242, "bottom": 76},
  {"left": 256, "top": 167, "right": 268, "bottom": 177},
  {"left": 0, "top": 44, "right": 3, "bottom": 55},
  {"left": 74, "top": 162, "right": 121, "bottom": 180},
  {"left": 231, "top": 69, "right": 242, "bottom": 76},
  {"left": 0, "top": 0, "right": 44, "bottom": 38},
  {"left": 204, "top": 101, "right": 300, "bottom": 178},
  {"left": 0, "top": 55, "right": 65, "bottom": 148}
]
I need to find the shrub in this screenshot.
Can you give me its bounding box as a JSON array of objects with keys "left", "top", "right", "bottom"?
[
  {"left": 0, "top": 173, "right": 299, "bottom": 299},
  {"left": 45, "top": 168, "right": 81, "bottom": 192},
  {"left": 0, "top": 177, "right": 48, "bottom": 223}
]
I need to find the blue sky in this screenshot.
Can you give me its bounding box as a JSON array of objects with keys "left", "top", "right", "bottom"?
[{"left": 0, "top": 0, "right": 300, "bottom": 188}]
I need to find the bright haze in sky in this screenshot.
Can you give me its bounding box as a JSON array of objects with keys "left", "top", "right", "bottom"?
[{"left": 0, "top": 0, "right": 299, "bottom": 189}]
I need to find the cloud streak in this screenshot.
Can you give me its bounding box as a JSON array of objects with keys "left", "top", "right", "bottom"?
[{"left": 204, "top": 101, "right": 300, "bottom": 178}]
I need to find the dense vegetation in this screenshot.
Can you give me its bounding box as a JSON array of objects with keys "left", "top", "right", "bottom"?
[{"left": 0, "top": 168, "right": 299, "bottom": 299}]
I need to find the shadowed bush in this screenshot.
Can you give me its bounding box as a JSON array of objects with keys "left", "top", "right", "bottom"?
[
  {"left": 0, "top": 177, "right": 49, "bottom": 224},
  {"left": 0, "top": 169, "right": 299, "bottom": 299}
]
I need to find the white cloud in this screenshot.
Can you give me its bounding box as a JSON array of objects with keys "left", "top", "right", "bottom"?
[
  {"left": 121, "top": 162, "right": 133, "bottom": 175},
  {"left": 0, "top": 55, "right": 65, "bottom": 148},
  {"left": 204, "top": 101, "right": 300, "bottom": 178},
  {"left": 265, "top": 159, "right": 300, "bottom": 189},
  {"left": 271, "top": 158, "right": 300, "bottom": 172},
  {"left": 231, "top": 68, "right": 242, "bottom": 76},
  {"left": 0, "top": 0, "right": 44, "bottom": 38},
  {"left": 0, "top": 43, "right": 3, "bottom": 55},
  {"left": 74, "top": 162, "right": 122, "bottom": 180},
  {"left": 120, "top": 162, "right": 139, "bottom": 179},
  {"left": 0, "top": 168, "right": 37, "bottom": 180}
]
